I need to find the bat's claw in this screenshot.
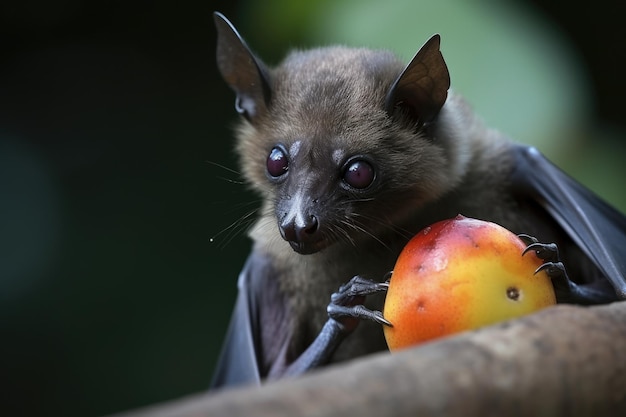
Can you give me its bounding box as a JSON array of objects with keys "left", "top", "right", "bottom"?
[
  {"left": 519, "top": 233, "right": 614, "bottom": 304},
  {"left": 328, "top": 275, "right": 392, "bottom": 331},
  {"left": 327, "top": 304, "right": 392, "bottom": 327},
  {"left": 519, "top": 234, "right": 560, "bottom": 262},
  {"left": 520, "top": 233, "right": 567, "bottom": 281},
  {"left": 522, "top": 242, "right": 559, "bottom": 262},
  {"left": 534, "top": 261, "right": 567, "bottom": 278},
  {"left": 331, "top": 275, "right": 389, "bottom": 303},
  {"left": 517, "top": 233, "right": 538, "bottom": 245}
]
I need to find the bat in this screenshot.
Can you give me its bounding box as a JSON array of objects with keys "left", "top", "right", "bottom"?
[{"left": 209, "top": 11, "right": 626, "bottom": 388}]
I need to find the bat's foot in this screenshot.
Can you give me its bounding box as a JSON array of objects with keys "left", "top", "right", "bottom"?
[
  {"left": 519, "top": 233, "right": 574, "bottom": 288},
  {"left": 519, "top": 234, "right": 565, "bottom": 276},
  {"left": 518, "top": 234, "right": 615, "bottom": 304},
  {"left": 277, "top": 276, "right": 390, "bottom": 378},
  {"left": 327, "top": 275, "right": 391, "bottom": 332}
]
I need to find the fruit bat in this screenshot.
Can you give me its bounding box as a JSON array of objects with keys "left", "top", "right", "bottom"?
[{"left": 209, "top": 12, "right": 626, "bottom": 388}]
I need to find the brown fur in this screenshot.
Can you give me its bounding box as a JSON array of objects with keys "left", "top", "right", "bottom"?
[
  {"left": 234, "top": 47, "right": 530, "bottom": 370},
  {"left": 215, "top": 16, "right": 597, "bottom": 377}
]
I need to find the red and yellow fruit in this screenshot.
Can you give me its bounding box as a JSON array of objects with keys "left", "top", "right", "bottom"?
[{"left": 383, "top": 215, "right": 556, "bottom": 351}]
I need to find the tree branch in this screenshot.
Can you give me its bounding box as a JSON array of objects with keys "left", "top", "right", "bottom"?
[{"left": 112, "top": 302, "right": 626, "bottom": 417}]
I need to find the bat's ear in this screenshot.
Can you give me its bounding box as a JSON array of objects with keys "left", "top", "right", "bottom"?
[
  {"left": 214, "top": 12, "right": 271, "bottom": 122},
  {"left": 385, "top": 34, "right": 450, "bottom": 128}
]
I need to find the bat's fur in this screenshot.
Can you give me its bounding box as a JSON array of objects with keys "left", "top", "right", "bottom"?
[{"left": 215, "top": 14, "right": 610, "bottom": 379}]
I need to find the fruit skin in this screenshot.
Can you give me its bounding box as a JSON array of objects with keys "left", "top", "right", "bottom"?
[{"left": 383, "top": 215, "right": 557, "bottom": 351}]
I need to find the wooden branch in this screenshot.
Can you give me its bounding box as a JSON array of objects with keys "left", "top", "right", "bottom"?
[{"left": 112, "top": 302, "right": 626, "bottom": 417}]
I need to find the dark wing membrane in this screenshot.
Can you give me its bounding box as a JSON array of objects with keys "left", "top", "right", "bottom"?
[
  {"left": 210, "top": 253, "right": 265, "bottom": 389},
  {"left": 510, "top": 145, "right": 626, "bottom": 299}
]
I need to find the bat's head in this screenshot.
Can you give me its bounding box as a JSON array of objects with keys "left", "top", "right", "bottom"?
[{"left": 214, "top": 12, "right": 468, "bottom": 255}]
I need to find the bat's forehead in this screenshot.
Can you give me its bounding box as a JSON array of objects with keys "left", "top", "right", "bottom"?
[
  {"left": 267, "top": 47, "right": 400, "bottom": 144},
  {"left": 273, "top": 47, "right": 400, "bottom": 110}
]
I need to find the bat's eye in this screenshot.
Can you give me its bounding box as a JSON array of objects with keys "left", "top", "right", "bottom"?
[
  {"left": 343, "top": 159, "right": 375, "bottom": 190},
  {"left": 267, "top": 146, "right": 289, "bottom": 178}
]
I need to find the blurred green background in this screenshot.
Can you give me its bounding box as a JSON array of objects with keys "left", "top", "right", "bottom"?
[{"left": 1, "top": 1, "right": 625, "bottom": 416}]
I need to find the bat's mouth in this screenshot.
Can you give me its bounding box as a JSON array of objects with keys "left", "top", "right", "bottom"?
[{"left": 287, "top": 239, "right": 328, "bottom": 255}]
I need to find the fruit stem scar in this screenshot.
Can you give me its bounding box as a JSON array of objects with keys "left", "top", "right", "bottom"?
[{"left": 507, "top": 286, "right": 521, "bottom": 301}]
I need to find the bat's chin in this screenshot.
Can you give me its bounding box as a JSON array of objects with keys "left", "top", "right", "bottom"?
[{"left": 287, "top": 239, "right": 330, "bottom": 255}]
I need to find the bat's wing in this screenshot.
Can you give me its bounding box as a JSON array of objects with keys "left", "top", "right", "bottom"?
[
  {"left": 510, "top": 144, "right": 626, "bottom": 299},
  {"left": 210, "top": 251, "right": 274, "bottom": 388}
]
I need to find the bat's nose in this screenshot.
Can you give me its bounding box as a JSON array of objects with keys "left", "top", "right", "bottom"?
[
  {"left": 277, "top": 188, "right": 327, "bottom": 254},
  {"left": 279, "top": 214, "right": 319, "bottom": 245}
]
